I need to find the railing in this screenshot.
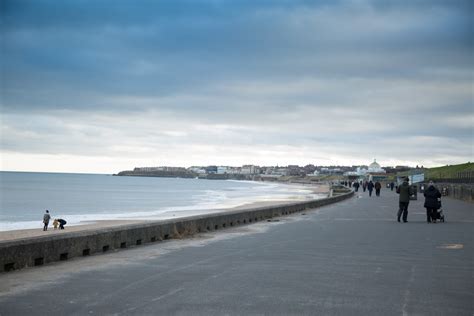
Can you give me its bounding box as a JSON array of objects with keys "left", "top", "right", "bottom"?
[{"left": 427, "top": 177, "right": 474, "bottom": 184}]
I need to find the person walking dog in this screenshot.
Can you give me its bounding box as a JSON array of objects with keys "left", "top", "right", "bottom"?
[{"left": 396, "top": 178, "right": 413, "bottom": 222}]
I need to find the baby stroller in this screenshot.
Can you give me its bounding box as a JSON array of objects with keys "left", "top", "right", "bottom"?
[{"left": 433, "top": 199, "right": 445, "bottom": 223}]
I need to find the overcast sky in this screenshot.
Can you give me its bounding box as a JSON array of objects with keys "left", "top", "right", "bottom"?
[{"left": 1, "top": 0, "right": 473, "bottom": 173}]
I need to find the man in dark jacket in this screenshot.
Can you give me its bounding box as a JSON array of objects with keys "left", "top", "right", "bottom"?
[
  {"left": 353, "top": 181, "right": 360, "bottom": 192},
  {"left": 424, "top": 181, "right": 441, "bottom": 223},
  {"left": 374, "top": 181, "right": 382, "bottom": 196},
  {"left": 396, "top": 178, "right": 412, "bottom": 222},
  {"left": 57, "top": 219, "right": 67, "bottom": 230},
  {"left": 367, "top": 181, "right": 374, "bottom": 197}
]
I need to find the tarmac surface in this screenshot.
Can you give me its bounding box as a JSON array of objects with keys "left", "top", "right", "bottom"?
[{"left": 0, "top": 188, "right": 473, "bottom": 315}]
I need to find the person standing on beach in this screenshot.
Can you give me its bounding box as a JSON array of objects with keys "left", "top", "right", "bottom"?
[
  {"left": 374, "top": 181, "right": 382, "bottom": 196},
  {"left": 43, "top": 210, "right": 51, "bottom": 231},
  {"left": 396, "top": 177, "right": 413, "bottom": 222}
]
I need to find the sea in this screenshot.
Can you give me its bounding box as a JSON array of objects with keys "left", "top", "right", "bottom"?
[{"left": 0, "top": 171, "right": 326, "bottom": 231}]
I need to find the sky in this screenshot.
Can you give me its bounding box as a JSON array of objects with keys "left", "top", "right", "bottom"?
[{"left": 1, "top": 0, "right": 473, "bottom": 174}]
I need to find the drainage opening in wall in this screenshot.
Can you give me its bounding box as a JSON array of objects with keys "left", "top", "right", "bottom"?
[
  {"left": 83, "top": 249, "right": 90, "bottom": 256},
  {"left": 120, "top": 242, "right": 127, "bottom": 249},
  {"left": 60, "top": 253, "right": 68, "bottom": 261},
  {"left": 34, "top": 257, "right": 44, "bottom": 266},
  {"left": 4, "top": 263, "right": 15, "bottom": 272},
  {"left": 102, "top": 245, "right": 110, "bottom": 252},
  {"left": 136, "top": 239, "right": 142, "bottom": 245}
]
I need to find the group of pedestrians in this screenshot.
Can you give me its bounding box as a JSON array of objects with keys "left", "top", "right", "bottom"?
[
  {"left": 42, "top": 210, "right": 67, "bottom": 231},
  {"left": 396, "top": 178, "right": 442, "bottom": 223},
  {"left": 345, "top": 177, "right": 443, "bottom": 223},
  {"left": 347, "top": 180, "right": 383, "bottom": 197}
]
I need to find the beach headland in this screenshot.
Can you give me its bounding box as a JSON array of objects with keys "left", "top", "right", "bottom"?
[{"left": 0, "top": 186, "right": 350, "bottom": 273}]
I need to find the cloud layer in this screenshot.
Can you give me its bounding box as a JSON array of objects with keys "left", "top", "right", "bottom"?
[{"left": 1, "top": 0, "right": 473, "bottom": 173}]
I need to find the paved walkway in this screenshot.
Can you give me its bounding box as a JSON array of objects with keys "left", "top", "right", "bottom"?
[{"left": 0, "top": 189, "right": 473, "bottom": 315}]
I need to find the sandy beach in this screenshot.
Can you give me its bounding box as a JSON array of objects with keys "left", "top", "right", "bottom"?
[{"left": 0, "top": 183, "right": 330, "bottom": 243}]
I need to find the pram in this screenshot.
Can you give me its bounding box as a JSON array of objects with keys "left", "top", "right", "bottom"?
[{"left": 433, "top": 199, "right": 445, "bottom": 222}]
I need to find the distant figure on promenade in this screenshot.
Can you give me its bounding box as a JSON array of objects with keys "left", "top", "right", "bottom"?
[
  {"left": 424, "top": 181, "right": 441, "bottom": 223},
  {"left": 349, "top": 181, "right": 352, "bottom": 188},
  {"left": 53, "top": 219, "right": 59, "bottom": 230},
  {"left": 362, "top": 181, "right": 367, "bottom": 192},
  {"left": 374, "top": 181, "right": 382, "bottom": 196},
  {"left": 367, "top": 181, "right": 374, "bottom": 197},
  {"left": 396, "top": 177, "right": 413, "bottom": 222},
  {"left": 390, "top": 182, "right": 395, "bottom": 191},
  {"left": 57, "top": 219, "right": 67, "bottom": 230},
  {"left": 353, "top": 181, "right": 360, "bottom": 192},
  {"left": 43, "top": 210, "right": 51, "bottom": 231}
]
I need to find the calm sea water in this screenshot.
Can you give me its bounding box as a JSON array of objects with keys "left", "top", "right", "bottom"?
[{"left": 0, "top": 172, "right": 324, "bottom": 231}]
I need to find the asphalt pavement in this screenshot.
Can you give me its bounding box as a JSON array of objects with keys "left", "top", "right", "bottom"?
[{"left": 0, "top": 188, "right": 473, "bottom": 316}]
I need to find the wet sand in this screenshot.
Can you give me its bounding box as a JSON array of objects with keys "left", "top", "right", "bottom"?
[{"left": 0, "top": 184, "right": 330, "bottom": 243}]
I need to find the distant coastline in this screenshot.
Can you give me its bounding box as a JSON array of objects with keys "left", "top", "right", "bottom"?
[{"left": 115, "top": 169, "right": 260, "bottom": 181}]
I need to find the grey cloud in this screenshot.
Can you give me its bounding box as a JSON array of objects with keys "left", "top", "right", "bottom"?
[{"left": 1, "top": 1, "right": 472, "bottom": 168}]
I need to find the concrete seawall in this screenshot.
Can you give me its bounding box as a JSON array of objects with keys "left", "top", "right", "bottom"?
[{"left": 0, "top": 191, "right": 353, "bottom": 273}]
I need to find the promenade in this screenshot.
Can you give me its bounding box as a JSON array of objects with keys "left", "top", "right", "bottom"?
[{"left": 1, "top": 188, "right": 473, "bottom": 315}]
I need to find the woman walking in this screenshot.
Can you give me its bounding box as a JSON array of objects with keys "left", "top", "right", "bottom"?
[{"left": 424, "top": 181, "right": 441, "bottom": 223}]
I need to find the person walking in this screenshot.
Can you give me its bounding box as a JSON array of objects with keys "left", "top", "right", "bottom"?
[
  {"left": 362, "top": 181, "right": 367, "bottom": 192},
  {"left": 43, "top": 210, "right": 51, "bottom": 231},
  {"left": 367, "top": 180, "right": 374, "bottom": 197},
  {"left": 374, "top": 181, "right": 382, "bottom": 196},
  {"left": 353, "top": 181, "right": 360, "bottom": 192},
  {"left": 396, "top": 177, "right": 413, "bottom": 222},
  {"left": 390, "top": 182, "right": 395, "bottom": 191},
  {"left": 424, "top": 181, "right": 441, "bottom": 223}
]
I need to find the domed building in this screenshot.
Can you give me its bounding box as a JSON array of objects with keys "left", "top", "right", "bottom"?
[{"left": 368, "top": 159, "right": 386, "bottom": 173}]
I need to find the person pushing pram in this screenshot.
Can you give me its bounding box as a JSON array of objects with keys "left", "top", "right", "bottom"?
[{"left": 424, "top": 181, "right": 444, "bottom": 223}]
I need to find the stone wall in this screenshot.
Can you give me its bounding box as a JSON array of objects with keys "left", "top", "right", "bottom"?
[{"left": 0, "top": 191, "right": 353, "bottom": 273}]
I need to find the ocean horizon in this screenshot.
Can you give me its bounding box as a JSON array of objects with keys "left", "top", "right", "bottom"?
[{"left": 0, "top": 171, "right": 326, "bottom": 231}]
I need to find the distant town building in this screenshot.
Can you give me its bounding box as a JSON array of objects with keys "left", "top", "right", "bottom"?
[
  {"left": 134, "top": 166, "right": 187, "bottom": 172},
  {"left": 320, "top": 167, "right": 343, "bottom": 175},
  {"left": 241, "top": 165, "right": 260, "bottom": 175},
  {"left": 368, "top": 159, "right": 386, "bottom": 173},
  {"left": 217, "top": 166, "right": 228, "bottom": 174}
]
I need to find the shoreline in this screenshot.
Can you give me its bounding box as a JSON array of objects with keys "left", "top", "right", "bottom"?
[{"left": 0, "top": 184, "right": 330, "bottom": 242}]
